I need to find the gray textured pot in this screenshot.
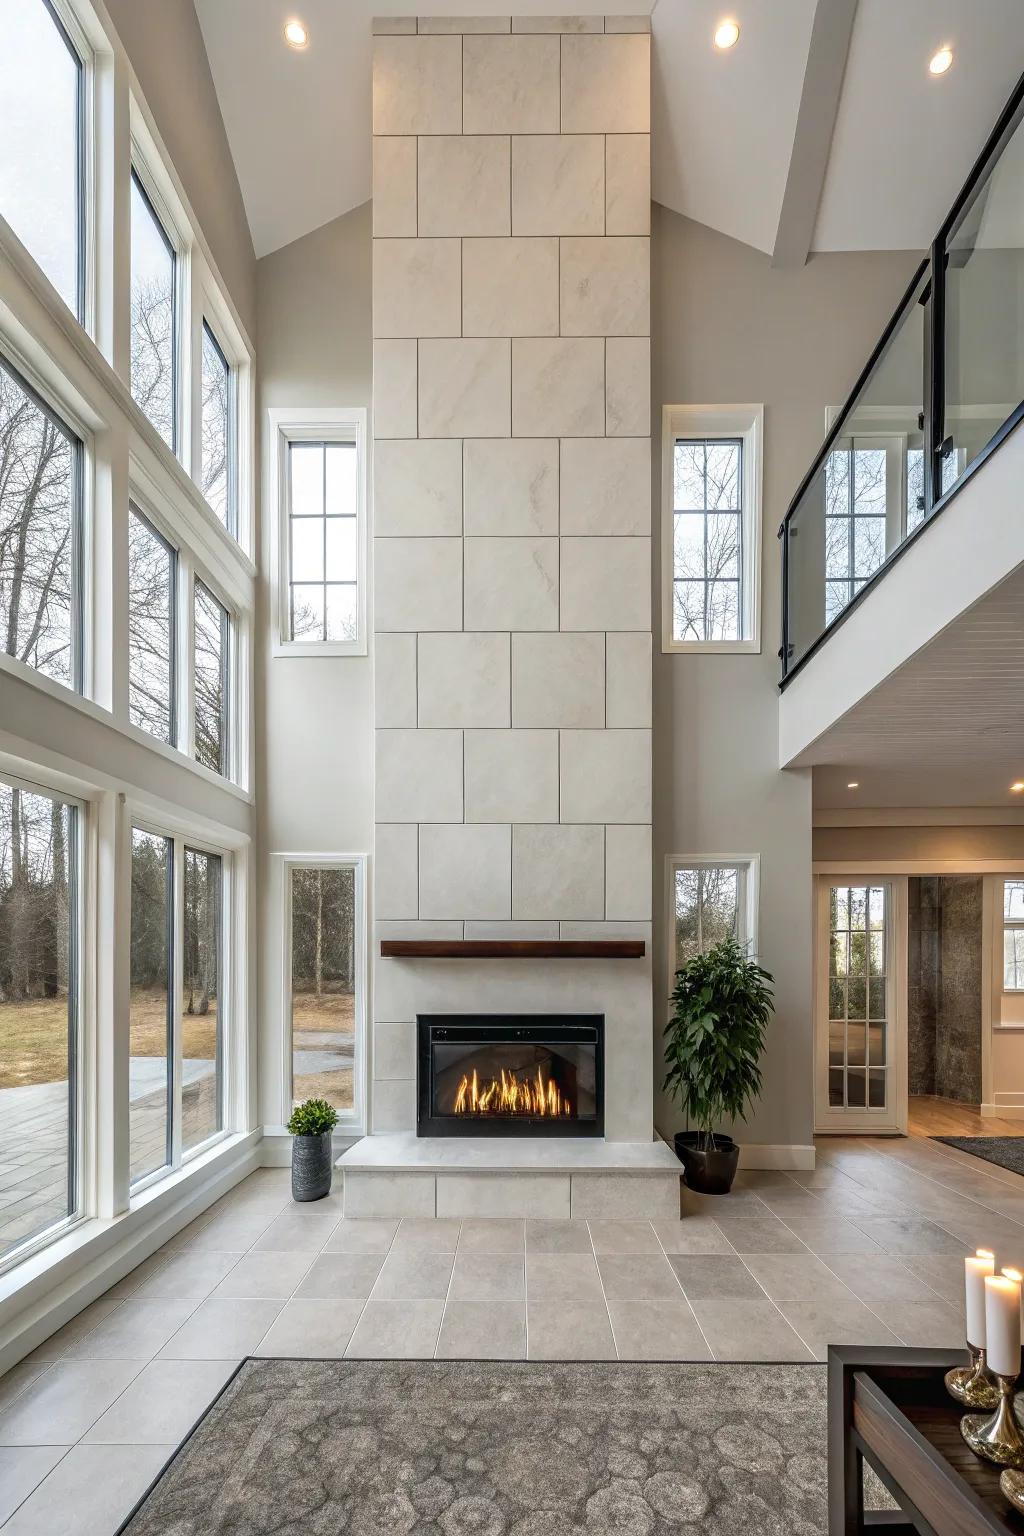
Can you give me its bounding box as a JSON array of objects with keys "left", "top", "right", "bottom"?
[{"left": 291, "top": 1129, "right": 333, "bottom": 1202}]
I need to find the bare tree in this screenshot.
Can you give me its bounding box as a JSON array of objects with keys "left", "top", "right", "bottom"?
[
  {"left": 127, "top": 511, "right": 173, "bottom": 741},
  {"left": 200, "top": 330, "right": 228, "bottom": 520},
  {"left": 672, "top": 441, "right": 741, "bottom": 643},
  {"left": 130, "top": 276, "right": 174, "bottom": 448}
]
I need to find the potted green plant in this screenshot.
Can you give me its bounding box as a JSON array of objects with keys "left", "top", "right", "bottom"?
[
  {"left": 663, "top": 935, "right": 773, "bottom": 1195},
  {"left": 287, "top": 1098, "right": 339, "bottom": 1202}
]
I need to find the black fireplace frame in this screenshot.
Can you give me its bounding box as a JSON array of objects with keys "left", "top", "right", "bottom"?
[{"left": 416, "top": 1014, "right": 605, "bottom": 1138}]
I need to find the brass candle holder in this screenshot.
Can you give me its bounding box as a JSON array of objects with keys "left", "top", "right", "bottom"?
[
  {"left": 946, "top": 1344, "right": 1000, "bottom": 1410},
  {"left": 1000, "top": 1467, "right": 1024, "bottom": 1514},
  {"left": 962, "top": 1372, "right": 1024, "bottom": 1468}
]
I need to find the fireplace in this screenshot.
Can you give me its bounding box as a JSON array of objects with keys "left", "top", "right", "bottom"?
[{"left": 417, "top": 1015, "right": 604, "bottom": 1138}]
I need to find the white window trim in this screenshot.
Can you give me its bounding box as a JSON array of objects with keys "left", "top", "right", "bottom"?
[
  {"left": 278, "top": 852, "right": 368, "bottom": 1136},
  {"left": 1004, "top": 878, "right": 1024, "bottom": 993},
  {"left": 268, "top": 407, "right": 369, "bottom": 658},
  {"left": 664, "top": 854, "right": 761, "bottom": 1002},
  {"left": 661, "top": 404, "right": 763, "bottom": 655}
]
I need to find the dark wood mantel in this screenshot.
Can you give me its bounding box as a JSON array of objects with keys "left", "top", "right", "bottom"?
[{"left": 379, "top": 939, "right": 646, "bottom": 960}]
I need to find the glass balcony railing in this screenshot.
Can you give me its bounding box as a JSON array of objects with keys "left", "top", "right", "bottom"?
[{"left": 780, "top": 71, "right": 1024, "bottom": 683}]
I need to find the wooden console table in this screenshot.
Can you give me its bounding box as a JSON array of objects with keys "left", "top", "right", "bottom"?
[{"left": 829, "top": 1346, "right": 1024, "bottom": 1534}]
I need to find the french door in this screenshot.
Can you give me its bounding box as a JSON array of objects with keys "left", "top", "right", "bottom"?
[{"left": 814, "top": 875, "right": 907, "bottom": 1134}]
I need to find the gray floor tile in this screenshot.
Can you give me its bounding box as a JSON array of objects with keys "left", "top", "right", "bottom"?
[
  {"left": 1, "top": 1442, "right": 171, "bottom": 1535},
  {"left": 251, "top": 1206, "right": 342, "bottom": 1252},
  {"left": 607, "top": 1299, "right": 711, "bottom": 1360},
  {"left": 211, "top": 1252, "right": 313, "bottom": 1300},
  {"left": 525, "top": 1219, "right": 592, "bottom": 1254},
  {"left": 131, "top": 1250, "right": 240, "bottom": 1302},
  {"left": 0, "top": 1360, "right": 51, "bottom": 1415},
  {"left": 0, "top": 1446, "right": 68, "bottom": 1525},
  {"left": 436, "top": 1299, "right": 527, "bottom": 1359},
  {"left": 587, "top": 1221, "right": 661, "bottom": 1254},
  {"left": 346, "top": 1298, "right": 444, "bottom": 1358},
  {"left": 779, "top": 1218, "right": 884, "bottom": 1255},
  {"left": 255, "top": 1298, "right": 366, "bottom": 1357},
  {"left": 740, "top": 1253, "right": 857, "bottom": 1304},
  {"left": 322, "top": 1219, "right": 399, "bottom": 1254},
  {"left": 181, "top": 1213, "right": 272, "bottom": 1252},
  {"left": 158, "top": 1299, "right": 284, "bottom": 1360},
  {"left": 854, "top": 1217, "right": 970, "bottom": 1256},
  {"left": 457, "top": 1219, "right": 525, "bottom": 1254},
  {"left": 449, "top": 1253, "right": 525, "bottom": 1301},
  {"left": 371, "top": 1250, "right": 454, "bottom": 1300},
  {"left": 62, "top": 1300, "right": 195, "bottom": 1361},
  {"left": 0, "top": 1360, "right": 145, "bottom": 1445},
  {"left": 820, "top": 1253, "right": 926, "bottom": 1304},
  {"left": 31, "top": 1299, "right": 124, "bottom": 1361},
  {"left": 525, "top": 1252, "right": 603, "bottom": 1301},
  {"left": 713, "top": 1216, "right": 811, "bottom": 1254},
  {"left": 667, "top": 1255, "right": 764, "bottom": 1301},
  {"left": 293, "top": 1254, "right": 385, "bottom": 1299},
  {"left": 776, "top": 1298, "right": 900, "bottom": 1360},
  {"left": 391, "top": 1218, "right": 462, "bottom": 1253},
  {"left": 83, "top": 1359, "right": 238, "bottom": 1444},
  {"left": 652, "top": 1217, "right": 734, "bottom": 1256},
  {"left": 890, "top": 1297, "right": 965, "bottom": 1348},
  {"left": 900, "top": 1253, "right": 968, "bottom": 1312},
  {"left": 691, "top": 1300, "right": 814, "bottom": 1362},
  {"left": 596, "top": 1253, "right": 682, "bottom": 1300},
  {"left": 527, "top": 1299, "right": 616, "bottom": 1360}
]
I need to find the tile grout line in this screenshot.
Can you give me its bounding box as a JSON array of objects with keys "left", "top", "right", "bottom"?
[
  {"left": 430, "top": 1221, "right": 462, "bottom": 1360},
  {"left": 650, "top": 1218, "right": 716, "bottom": 1362}
]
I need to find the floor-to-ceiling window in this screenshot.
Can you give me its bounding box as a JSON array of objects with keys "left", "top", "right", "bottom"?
[{"left": 285, "top": 858, "right": 365, "bottom": 1123}]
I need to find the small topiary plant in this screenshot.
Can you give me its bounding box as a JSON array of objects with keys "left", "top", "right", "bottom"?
[{"left": 287, "top": 1098, "right": 339, "bottom": 1137}]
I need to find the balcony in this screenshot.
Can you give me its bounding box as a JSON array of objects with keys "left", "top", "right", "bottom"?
[{"left": 779, "top": 70, "right": 1024, "bottom": 726}]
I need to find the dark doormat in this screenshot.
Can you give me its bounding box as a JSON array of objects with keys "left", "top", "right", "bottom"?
[
  {"left": 933, "top": 1135, "right": 1024, "bottom": 1174},
  {"left": 117, "top": 1357, "right": 833, "bottom": 1535}
]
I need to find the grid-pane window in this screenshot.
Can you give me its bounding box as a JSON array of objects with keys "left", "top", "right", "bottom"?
[
  {"left": 291, "top": 865, "right": 356, "bottom": 1114},
  {"left": 824, "top": 445, "right": 887, "bottom": 624},
  {"left": 194, "top": 580, "right": 229, "bottom": 777},
  {"left": 0, "top": 354, "right": 80, "bottom": 689},
  {"left": 0, "top": 0, "right": 82, "bottom": 317},
  {"left": 672, "top": 439, "right": 742, "bottom": 642},
  {"left": 129, "top": 828, "right": 171, "bottom": 1185},
  {"left": 827, "top": 884, "right": 889, "bottom": 1111},
  {"left": 0, "top": 777, "right": 79, "bottom": 1263},
  {"left": 130, "top": 171, "right": 176, "bottom": 451},
  {"left": 673, "top": 862, "right": 747, "bottom": 970},
  {"left": 182, "top": 848, "right": 222, "bottom": 1153},
  {"left": 201, "top": 322, "right": 233, "bottom": 531},
  {"left": 1005, "top": 880, "right": 1024, "bottom": 991},
  {"left": 128, "top": 509, "right": 176, "bottom": 743},
  {"left": 288, "top": 441, "right": 359, "bottom": 643}
]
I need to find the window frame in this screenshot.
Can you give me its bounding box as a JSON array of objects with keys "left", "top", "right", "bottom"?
[
  {"left": 127, "top": 503, "right": 179, "bottom": 747},
  {"left": 268, "top": 408, "right": 369, "bottom": 658},
  {"left": 129, "top": 161, "right": 182, "bottom": 459},
  {"left": 197, "top": 317, "right": 237, "bottom": 537},
  {"left": 665, "top": 854, "right": 760, "bottom": 999},
  {"left": 192, "top": 575, "right": 233, "bottom": 780},
  {"left": 278, "top": 852, "right": 368, "bottom": 1134},
  {"left": 1004, "top": 879, "right": 1024, "bottom": 993},
  {"left": 661, "top": 404, "right": 762, "bottom": 655}
]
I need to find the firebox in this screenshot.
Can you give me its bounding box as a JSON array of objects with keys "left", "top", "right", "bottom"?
[{"left": 417, "top": 1015, "right": 604, "bottom": 1138}]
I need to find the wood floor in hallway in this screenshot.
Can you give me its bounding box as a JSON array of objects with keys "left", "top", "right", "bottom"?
[{"left": 909, "top": 1093, "right": 1024, "bottom": 1139}]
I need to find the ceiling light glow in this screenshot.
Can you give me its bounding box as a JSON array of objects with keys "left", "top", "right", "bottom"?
[
  {"left": 847, "top": 781, "right": 859, "bottom": 790},
  {"left": 284, "top": 18, "right": 309, "bottom": 49},
  {"left": 929, "top": 45, "right": 954, "bottom": 76},
  {"left": 714, "top": 18, "right": 740, "bottom": 49},
  {"left": 1011, "top": 781, "right": 1024, "bottom": 794}
]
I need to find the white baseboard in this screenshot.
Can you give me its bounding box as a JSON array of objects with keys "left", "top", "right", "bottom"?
[
  {"left": 982, "top": 1102, "right": 1024, "bottom": 1120},
  {"left": 738, "top": 1144, "right": 816, "bottom": 1171}
]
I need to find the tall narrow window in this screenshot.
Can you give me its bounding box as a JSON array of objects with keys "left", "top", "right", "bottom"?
[
  {"left": 824, "top": 444, "right": 888, "bottom": 623},
  {"left": 0, "top": 354, "right": 81, "bottom": 690},
  {"left": 128, "top": 509, "right": 176, "bottom": 743},
  {"left": 193, "top": 580, "right": 229, "bottom": 777},
  {"left": 288, "top": 440, "right": 359, "bottom": 643},
  {"left": 0, "top": 776, "right": 79, "bottom": 1263},
  {"left": 182, "top": 848, "right": 222, "bottom": 1153},
  {"left": 1004, "top": 880, "right": 1024, "bottom": 991},
  {"left": 129, "top": 828, "right": 172, "bottom": 1185},
  {"left": 290, "top": 864, "right": 357, "bottom": 1114},
  {"left": 0, "top": 0, "right": 83, "bottom": 318},
  {"left": 130, "top": 170, "right": 176, "bottom": 451},
  {"left": 201, "top": 321, "right": 234, "bottom": 532},
  {"left": 672, "top": 860, "right": 753, "bottom": 971},
  {"left": 673, "top": 438, "right": 742, "bottom": 642}
]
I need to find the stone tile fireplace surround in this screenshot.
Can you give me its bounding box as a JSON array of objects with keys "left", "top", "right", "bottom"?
[{"left": 346, "top": 13, "right": 678, "bottom": 1218}]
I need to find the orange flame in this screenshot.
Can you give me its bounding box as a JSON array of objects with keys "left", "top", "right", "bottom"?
[{"left": 452, "top": 1065, "right": 572, "bottom": 1118}]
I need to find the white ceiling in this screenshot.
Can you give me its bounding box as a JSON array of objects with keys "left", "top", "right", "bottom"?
[{"left": 195, "top": 0, "right": 1024, "bottom": 260}]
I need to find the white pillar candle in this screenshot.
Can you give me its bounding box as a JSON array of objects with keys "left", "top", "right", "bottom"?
[
  {"left": 965, "top": 1249, "right": 996, "bottom": 1346},
  {"left": 985, "top": 1268, "right": 1023, "bottom": 1377}
]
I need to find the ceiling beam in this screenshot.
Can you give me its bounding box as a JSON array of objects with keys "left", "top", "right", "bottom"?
[{"left": 771, "top": 0, "right": 859, "bottom": 269}]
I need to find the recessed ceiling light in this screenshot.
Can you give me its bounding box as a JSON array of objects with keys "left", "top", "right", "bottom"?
[
  {"left": 284, "top": 19, "right": 309, "bottom": 49},
  {"left": 847, "top": 781, "right": 859, "bottom": 790},
  {"left": 1011, "top": 781, "right": 1024, "bottom": 793},
  {"left": 714, "top": 18, "right": 740, "bottom": 49},
  {"left": 929, "top": 45, "right": 954, "bottom": 76}
]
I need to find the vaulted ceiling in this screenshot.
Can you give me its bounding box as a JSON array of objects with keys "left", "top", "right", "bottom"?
[{"left": 195, "top": 0, "right": 1024, "bottom": 260}]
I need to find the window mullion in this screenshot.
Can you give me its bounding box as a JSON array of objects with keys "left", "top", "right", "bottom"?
[{"left": 171, "top": 835, "right": 185, "bottom": 1169}]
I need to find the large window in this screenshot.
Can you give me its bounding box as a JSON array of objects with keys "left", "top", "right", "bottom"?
[
  {"left": 287, "top": 440, "right": 359, "bottom": 644},
  {"left": 288, "top": 860, "right": 364, "bottom": 1119},
  {"left": 671, "top": 858, "right": 755, "bottom": 973},
  {"left": 1005, "top": 880, "right": 1024, "bottom": 991},
  {"left": 128, "top": 508, "right": 176, "bottom": 743},
  {"left": 200, "top": 320, "right": 234, "bottom": 532},
  {"left": 0, "top": 0, "right": 83, "bottom": 319},
  {"left": 130, "top": 169, "right": 177, "bottom": 451},
  {"left": 193, "top": 579, "right": 230, "bottom": 777},
  {"left": 824, "top": 443, "right": 888, "bottom": 623},
  {"left": 129, "top": 828, "right": 171, "bottom": 1184},
  {"left": 663, "top": 406, "right": 761, "bottom": 653},
  {"left": 0, "top": 353, "right": 81, "bottom": 689},
  {"left": 182, "top": 847, "right": 222, "bottom": 1152},
  {"left": 0, "top": 775, "right": 79, "bottom": 1266}
]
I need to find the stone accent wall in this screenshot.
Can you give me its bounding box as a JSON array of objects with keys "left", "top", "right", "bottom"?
[
  {"left": 370, "top": 15, "right": 653, "bottom": 1140},
  {"left": 908, "top": 875, "right": 983, "bottom": 1104}
]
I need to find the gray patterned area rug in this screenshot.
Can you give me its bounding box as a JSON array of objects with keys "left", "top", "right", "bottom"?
[
  {"left": 933, "top": 1135, "right": 1024, "bottom": 1175},
  {"left": 120, "top": 1358, "right": 832, "bottom": 1535}
]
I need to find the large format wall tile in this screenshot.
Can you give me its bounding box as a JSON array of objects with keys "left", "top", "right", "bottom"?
[
  {"left": 511, "top": 631, "right": 604, "bottom": 727},
  {"left": 605, "top": 825, "right": 652, "bottom": 920},
  {"left": 559, "top": 33, "right": 651, "bottom": 133},
  {"left": 376, "top": 730, "right": 464, "bottom": 824},
  {"left": 560, "top": 537, "right": 651, "bottom": 631},
  {"left": 606, "top": 632, "right": 653, "bottom": 727},
  {"left": 372, "top": 137, "right": 418, "bottom": 235},
  {"left": 560, "top": 437, "right": 651, "bottom": 534},
  {"left": 373, "top": 340, "right": 418, "bottom": 438},
  {"left": 606, "top": 134, "right": 651, "bottom": 235},
  {"left": 559, "top": 729, "right": 652, "bottom": 824},
  {"left": 511, "top": 135, "right": 604, "bottom": 235},
  {"left": 512, "top": 824, "right": 605, "bottom": 920},
  {"left": 373, "top": 238, "right": 462, "bottom": 339},
  {"left": 374, "top": 438, "right": 463, "bottom": 537},
  {"left": 464, "top": 537, "right": 558, "bottom": 630},
  {"left": 375, "top": 632, "right": 418, "bottom": 727},
  {"left": 464, "top": 729, "right": 559, "bottom": 823},
  {"left": 375, "top": 824, "right": 420, "bottom": 919},
  {"left": 464, "top": 439, "right": 558, "bottom": 536},
  {"left": 560, "top": 237, "right": 650, "bottom": 337},
  {"left": 463, "top": 35, "right": 560, "bottom": 133},
  {"left": 418, "top": 632, "right": 511, "bottom": 727},
  {"left": 420, "top": 823, "right": 513, "bottom": 919},
  {"left": 418, "top": 135, "right": 511, "bottom": 236},
  {"left": 374, "top": 537, "right": 463, "bottom": 631},
  {"left": 606, "top": 337, "right": 650, "bottom": 437},
  {"left": 463, "top": 237, "right": 559, "bottom": 337},
  {"left": 373, "top": 35, "right": 463, "bottom": 135},
  {"left": 512, "top": 338, "right": 605, "bottom": 436},
  {"left": 419, "top": 339, "right": 512, "bottom": 437}
]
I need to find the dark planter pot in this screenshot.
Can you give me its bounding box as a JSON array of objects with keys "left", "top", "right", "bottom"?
[
  {"left": 291, "top": 1130, "right": 333, "bottom": 1202},
  {"left": 673, "top": 1132, "right": 740, "bottom": 1195}
]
